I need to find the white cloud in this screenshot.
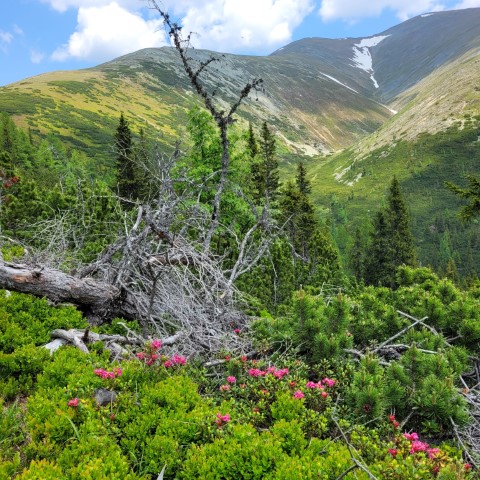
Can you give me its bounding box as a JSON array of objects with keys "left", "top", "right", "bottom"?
[
  {"left": 0, "top": 30, "right": 14, "bottom": 53},
  {"left": 13, "top": 25, "right": 24, "bottom": 35},
  {"left": 51, "top": 2, "right": 168, "bottom": 62},
  {"left": 319, "top": 0, "right": 447, "bottom": 22},
  {"left": 164, "top": 0, "right": 315, "bottom": 53},
  {"left": 40, "top": 0, "right": 140, "bottom": 13},
  {"left": 31, "top": 50, "right": 46, "bottom": 64},
  {"left": 453, "top": 0, "right": 480, "bottom": 7}
]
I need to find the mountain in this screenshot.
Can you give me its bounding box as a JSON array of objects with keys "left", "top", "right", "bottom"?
[
  {"left": 1, "top": 8, "right": 480, "bottom": 276},
  {"left": 2, "top": 8, "right": 478, "bottom": 161}
]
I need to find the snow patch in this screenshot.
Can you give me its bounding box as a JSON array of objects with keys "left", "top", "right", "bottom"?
[
  {"left": 319, "top": 72, "right": 358, "bottom": 94},
  {"left": 421, "top": 13, "right": 434, "bottom": 17},
  {"left": 350, "top": 35, "right": 390, "bottom": 89}
]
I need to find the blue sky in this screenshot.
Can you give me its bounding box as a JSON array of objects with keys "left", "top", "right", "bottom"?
[{"left": 1, "top": 0, "right": 479, "bottom": 86}]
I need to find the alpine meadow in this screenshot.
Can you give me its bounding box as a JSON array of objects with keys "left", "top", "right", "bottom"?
[{"left": 1, "top": 2, "right": 480, "bottom": 479}]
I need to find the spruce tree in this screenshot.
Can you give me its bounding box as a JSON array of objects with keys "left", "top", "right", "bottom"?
[
  {"left": 295, "top": 161, "right": 311, "bottom": 196},
  {"left": 446, "top": 175, "right": 480, "bottom": 221},
  {"left": 251, "top": 122, "right": 279, "bottom": 202},
  {"left": 365, "top": 177, "right": 417, "bottom": 287},
  {"left": 387, "top": 176, "right": 417, "bottom": 270},
  {"left": 114, "top": 113, "right": 138, "bottom": 202}
]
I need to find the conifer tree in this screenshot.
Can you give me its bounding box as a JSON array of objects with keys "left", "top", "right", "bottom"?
[
  {"left": 251, "top": 122, "right": 280, "bottom": 202},
  {"left": 114, "top": 113, "right": 138, "bottom": 202},
  {"left": 295, "top": 161, "right": 311, "bottom": 196},
  {"left": 446, "top": 175, "right": 480, "bottom": 221},
  {"left": 246, "top": 122, "right": 258, "bottom": 160},
  {"left": 349, "top": 226, "right": 365, "bottom": 281},
  {"left": 365, "top": 177, "right": 417, "bottom": 287}
]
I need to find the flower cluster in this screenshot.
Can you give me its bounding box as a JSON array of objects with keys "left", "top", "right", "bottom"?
[
  {"left": 295, "top": 377, "right": 336, "bottom": 400},
  {"left": 67, "top": 398, "right": 79, "bottom": 407},
  {"left": 247, "top": 366, "right": 289, "bottom": 379},
  {"left": 136, "top": 339, "right": 163, "bottom": 366},
  {"left": 163, "top": 354, "right": 187, "bottom": 368},
  {"left": 135, "top": 340, "right": 187, "bottom": 368},
  {"left": 402, "top": 431, "right": 441, "bottom": 458},
  {"left": 94, "top": 367, "right": 122, "bottom": 379},
  {"left": 2, "top": 176, "right": 20, "bottom": 189},
  {"left": 388, "top": 414, "right": 400, "bottom": 429},
  {"left": 215, "top": 412, "right": 231, "bottom": 426}
]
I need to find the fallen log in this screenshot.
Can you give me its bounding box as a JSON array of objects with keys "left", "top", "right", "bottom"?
[{"left": 0, "top": 261, "right": 137, "bottom": 324}]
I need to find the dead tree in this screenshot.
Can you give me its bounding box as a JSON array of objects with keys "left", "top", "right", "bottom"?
[{"left": 0, "top": 8, "right": 271, "bottom": 357}]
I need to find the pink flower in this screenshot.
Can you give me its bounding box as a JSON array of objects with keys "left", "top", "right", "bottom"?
[
  {"left": 94, "top": 368, "right": 108, "bottom": 378},
  {"left": 321, "top": 391, "right": 329, "bottom": 399},
  {"left": 234, "top": 328, "right": 241, "bottom": 334},
  {"left": 215, "top": 413, "right": 231, "bottom": 425},
  {"left": 410, "top": 441, "right": 429, "bottom": 454},
  {"left": 267, "top": 366, "right": 277, "bottom": 374},
  {"left": 136, "top": 352, "right": 145, "bottom": 360},
  {"left": 226, "top": 376, "right": 236, "bottom": 384},
  {"left": 248, "top": 368, "right": 265, "bottom": 377},
  {"left": 225, "top": 355, "right": 231, "bottom": 361},
  {"left": 68, "top": 398, "right": 79, "bottom": 407},
  {"left": 114, "top": 367, "right": 122, "bottom": 377},
  {"left": 273, "top": 368, "right": 289, "bottom": 379},
  {"left": 163, "top": 360, "right": 173, "bottom": 368},
  {"left": 389, "top": 414, "right": 396, "bottom": 422},
  {"left": 464, "top": 464, "right": 472, "bottom": 471},
  {"left": 293, "top": 390, "right": 305, "bottom": 399},
  {"left": 220, "top": 384, "right": 231, "bottom": 391},
  {"left": 388, "top": 448, "right": 397, "bottom": 457},
  {"left": 403, "top": 432, "right": 419, "bottom": 442},
  {"left": 151, "top": 339, "right": 162, "bottom": 350},
  {"left": 171, "top": 354, "right": 187, "bottom": 365},
  {"left": 306, "top": 381, "right": 317, "bottom": 389},
  {"left": 392, "top": 420, "right": 400, "bottom": 429},
  {"left": 322, "top": 377, "right": 336, "bottom": 388},
  {"left": 427, "top": 448, "right": 440, "bottom": 459}
]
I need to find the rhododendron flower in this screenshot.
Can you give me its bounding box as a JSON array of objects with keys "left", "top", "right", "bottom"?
[
  {"left": 306, "top": 381, "right": 317, "bottom": 389},
  {"left": 427, "top": 448, "right": 440, "bottom": 459},
  {"left": 68, "top": 398, "right": 79, "bottom": 407},
  {"left": 163, "top": 360, "right": 173, "bottom": 368},
  {"left": 136, "top": 352, "right": 145, "bottom": 360},
  {"left": 241, "top": 356, "right": 247, "bottom": 362},
  {"left": 321, "top": 391, "right": 329, "bottom": 399},
  {"left": 171, "top": 354, "right": 187, "bottom": 365},
  {"left": 114, "top": 367, "right": 122, "bottom": 377},
  {"left": 322, "top": 377, "right": 336, "bottom": 388},
  {"left": 293, "top": 390, "right": 305, "bottom": 399},
  {"left": 388, "top": 448, "right": 397, "bottom": 457},
  {"left": 267, "top": 366, "right": 277, "bottom": 374},
  {"left": 215, "top": 413, "right": 231, "bottom": 425},
  {"left": 219, "top": 384, "right": 231, "bottom": 391},
  {"left": 410, "top": 441, "right": 428, "bottom": 454},
  {"left": 289, "top": 381, "right": 297, "bottom": 387},
  {"left": 273, "top": 368, "right": 289, "bottom": 379},
  {"left": 151, "top": 339, "right": 162, "bottom": 350},
  {"left": 248, "top": 368, "right": 265, "bottom": 377},
  {"left": 234, "top": 328, "right": 241, "bottom": 334},
  {"left": 226, "top": 376, "right": 236, "bottom": 384},
  {"left": 392, "top": 420, "right": 399, "bottom": 429},
  {"left": 389, "top": 414, "right": 396, "bottom": 422},
  {"left": 403, "top": 432, "right": 419, "bottom": 441},
  {"left": 225, "top": 355, "right": 231, "bottom": 361},
  {"left": 464, "top": 463, "right": 472, "bottom": 471}
]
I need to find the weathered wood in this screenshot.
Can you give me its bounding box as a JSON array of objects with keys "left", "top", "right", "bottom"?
[{"left": 0, "top": 261, "right": 137, "bottom": 323}]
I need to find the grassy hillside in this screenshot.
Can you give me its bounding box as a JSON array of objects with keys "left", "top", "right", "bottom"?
[
  {"left": 308, "top": 121, "right": 480, "bottom": 277},
  {"left": 0, "top": 47, "right": 390, "bottom": 161}
]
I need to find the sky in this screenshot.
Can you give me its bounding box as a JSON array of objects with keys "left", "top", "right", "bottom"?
[{"left": 1, "top": 0, "right": 480, "bottom": 86}]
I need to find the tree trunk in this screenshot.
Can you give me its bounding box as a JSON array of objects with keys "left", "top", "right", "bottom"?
[{"left": 0, "top": 262, "right": 136, "bottom": 324}]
